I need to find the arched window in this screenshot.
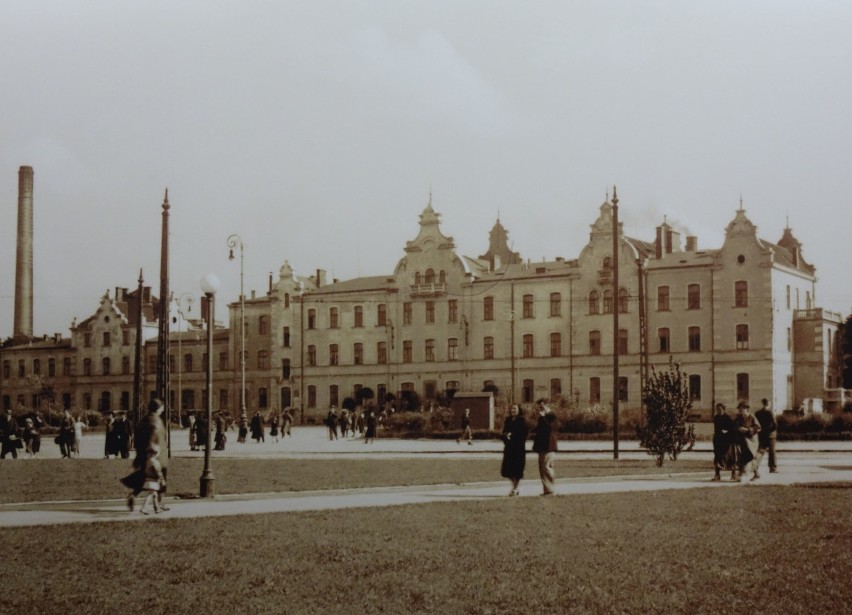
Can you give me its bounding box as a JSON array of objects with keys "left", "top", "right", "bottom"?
[
  {"left": 589, "top": 290, "right": 600, "bottom": 315},
  {"left": 603, "top": 290, "right": 613, "bottom": 314},
  {"left": 425, "top": 269, "right": 435, "bottom": 284},
  {"left": 618, "top": 288, "right": 629, "bottom": 313}
]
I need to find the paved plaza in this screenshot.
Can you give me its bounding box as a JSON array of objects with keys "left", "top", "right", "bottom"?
[{"left": 2, "top": 427, "right": 850, "bottom": 528}]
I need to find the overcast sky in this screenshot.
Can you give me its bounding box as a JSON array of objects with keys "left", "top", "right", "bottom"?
[{"left": 2, "top": 1, "right": 851, "bottom": 339}]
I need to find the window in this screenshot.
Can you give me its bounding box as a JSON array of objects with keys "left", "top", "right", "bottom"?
[
  {"left": 258, "top": 387, "right": 268, "bottom": 409},
  {"left": 17, "top": 360, "right": 25, "bottom": 377},
  {"left": 415, "top": 272, "right": 421, "bottom": 285},
  {"left": 786, "top": 285, "right": 791, "bottom": 309},
  {"left": 83, "top": 358, "right": 92, "bottom": 376},
  {"left": 307, "top": 345, "right": 316, "bottom": 366},
  {"left": 284, "top": 293, "right": 290, "bottom": 308},
  {"left": 282, "top": 359, "right": 291, "bottom": 379},
  {"left": 377, "top": 342, "right": 387, "bottom": 364},
  {"left": 806, "top": 291, "right": 812, "bottom": 309},
  {"left": 378, "top": 304, "right": 387, "bottom": 326},
  {"left": 425, "top": 268, "right": 435, "bottom": 284},
  {"left": 329, "top": 307, "right": 339, "bottom": 329},
  {"left": 403, "top": 340, "right": 413, "bottom": 363},
  {"left": 48, "top": 358, "right": 56, "bottom": 377},
  {"left": 259, "top": 315, "right": 269, "bottom": 335},
  {"left": 219, "top": 352, "right": 229, "bottom": 370},
  {"left": 736, "top": 324, "right": 749, "bottom": 350},
  {"left": 787, "top": 327, "right": 792, "bottom": 352},
  {"left": 657, "top": 286, "right": 670, "bottom": 311},
  {"left": 169, "top": 355, "right": 176, "bottom": 373},
  {"left": 354, "top": 306, "right": 363, "bottom": 328},
  {"left": 280, "top": 387, "right": 290, "bottom": 408},
  {"left": 183, "top": 353, "right": 193, "bottom": 372},
  {"left": 688, "top": 284, "right": 701, "bottom": 310},
  {"left": 589, "top": 330, "right": 601, "bottom": 355},
  {"left": 590, "top": 377, "right": 601, "bottom": 403},
  {"left": 550, "top": 293, "right": 561, "bottom": 317},
  {"left": 735, "top": 281, "right": 748, "bottom": 307},
  {"left": 483, "top": 336, "right": 494, "bottom": 360},
  {"left": 736, "top": 372, "right": 749, "bottom": 403},
  {"left": 447, "top": 300, "right": 458, "bottom": 323},
  {"left": 522, "top": 379, "right": 534, "bottom": 403},
  {"left": 103, "top": 332, "right": 111, "bottom": 347},
  {"left": 425, "top": 301, "right": 435, "bottom": 324},
  {"left": 33, "top": 359, "right": 41, "bottom": 375},
  {"left": 618, "top": 376, "right": 628, "bottom": 402},
  {"left": 307, "top": 385, "right": 316, "bottom": 408},
  {"left": 84, "top": 333, "right": 91, "bottom": 347},
  {"left": 123, "top": 330, "right": 130, "bottom": 345},
  {"left": 425, "top": 339, "right": 435, "bottom": 362},
  {"left": 308, "top": 309, "right": 316, "bottom": 329},
  {"left": 329, "top": 344, "right": 339, "bottom": 366},
  {"left": 588, "top": 291, "right": 600, "bottom": 315},
  {"left": 618, "top": 289, "right": 629, "bottom": 314},
  {"left": 603, "top": 290, "right": 613, "bottom": 314},
  {"left": 550, "top": 379, "right": 562, "bottom": 399},
  {"left": 2, "top": 361, "right": 9, "bottom": 379},
  {"left": 63, "top": 358, "right": 72, "bottom": 376},
  {"left": 282, "top": 327, "right": 290, "bottom": 347},
  {"left": 258, "top": 350, "right": 269, "bottom": 370},
  {"left": 439, "top": 270, "right": 446, "bottom": 284},
  {"left": 329, "top": 385, "right": 339, "bottom": 408},
  {"left": 403, "top": 302, "right": 413, "bottom": 325},
  {"left": 550, "top": 332, "right": 562, "bottom": 357},
  {"left": 523, "top": 294, "right": 534, "bottom": 318},
  {"left": 689, "top": 375, "right": 701, "bottom": 401},
  {"left": 523, "top": 334, "right": 534, "bottom": 358},
  {"left": 448, "top": 338, "right": 459, "bottom": 360},
  {"left": 618, "top": 329, "right": 628, "bottom": 355},
  {"left": 354, "top": 343, "right": 364, "bottom": 365},
  {"left": 688, "top": 326, "right": 701, "bottom": 352},
  {"left": 658, "top": 328, "right": 670, "bottom": 353},
  {"left": 483, "top": 296, "right": 494, "bottom": 321},
  {"left": 102, "top": 357, "right": 110, "bottom": 375}
]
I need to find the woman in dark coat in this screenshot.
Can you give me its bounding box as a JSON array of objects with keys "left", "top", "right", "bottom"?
[
  {"left": 711, "top": 403, "right": 735, "bottom": 481},
  {"left": 500, "top": 404, "right": 528, "bottom": 496}
]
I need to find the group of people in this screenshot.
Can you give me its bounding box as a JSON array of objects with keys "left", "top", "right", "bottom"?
[
  {"left": 0, "top": 407, "right": 92, "bottom": 459},
  {"left": 713, "top": 398, "right": 778, "bottom": 481},
  {"left": 499, "top": 399, "right": 559, "bottom": 497},
  {"left": 325, "top": 406, "right": 378, "bottom": 443}
]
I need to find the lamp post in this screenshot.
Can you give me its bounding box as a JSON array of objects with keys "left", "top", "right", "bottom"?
[
  {"left": 227, "top": 234, "right": 247, "bottom": 422},
  {"left": 199, "top": 273, "right": 219, "bottom": 498}
]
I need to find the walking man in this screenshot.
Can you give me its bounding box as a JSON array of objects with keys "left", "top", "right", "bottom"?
[
  {"left": 754, "top": 398, "right": 778, "bottom": 477},
  {"left": 457, "top": 408, "right": 473, "bottom": 445},
  {"left": 532, "top": 399, "right": 558, "bottom": 495}
]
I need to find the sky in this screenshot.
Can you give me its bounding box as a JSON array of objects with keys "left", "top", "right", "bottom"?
[{"left": 2, "top": 1, "right": 851, "bottom": 339}]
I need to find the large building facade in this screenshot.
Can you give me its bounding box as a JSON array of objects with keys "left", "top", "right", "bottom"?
[{"left": 1, "top": 197, "right": 844, "bottom": 422}]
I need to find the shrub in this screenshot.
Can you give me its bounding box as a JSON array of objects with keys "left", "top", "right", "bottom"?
[{"left": 638, "top": 358, "right": 694, "bottom": 466}]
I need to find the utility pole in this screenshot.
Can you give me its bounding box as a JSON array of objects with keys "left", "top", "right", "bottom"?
[
  {"left": 132, "top": 270, "right": 144, "bottom": 429},
  {"left": 156, "top": 190, "right": 171, "bottom": 453},
  {"left": 612, "top": 186, "right": 620, "bottom": 460}
]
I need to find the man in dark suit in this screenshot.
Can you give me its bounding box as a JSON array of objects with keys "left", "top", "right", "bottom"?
[
  {"left": 754, "top": 398, "right": 778, "bottom": 477},
  {"left": 532, "top": 399, "right": 558, "bottom": 495}
]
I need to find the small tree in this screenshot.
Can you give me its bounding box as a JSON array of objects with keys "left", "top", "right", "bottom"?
[{"left": 638, "top": 358, "right": 694, "bottom": 467}]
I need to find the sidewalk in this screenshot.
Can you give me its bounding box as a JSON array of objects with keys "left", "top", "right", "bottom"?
[{"left": 1, "top": 434, "right": 850, "bottom": 528}]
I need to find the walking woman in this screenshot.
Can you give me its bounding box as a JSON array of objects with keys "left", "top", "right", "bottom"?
[
  {"left": 711, "top": 403, "right": 734, "bottom": 481},
  {"left": 733, "top": 402, "right": 761, "bottom": 482},
  {"left": 500, "top": 404, "right": 528, "bottom": 496}
]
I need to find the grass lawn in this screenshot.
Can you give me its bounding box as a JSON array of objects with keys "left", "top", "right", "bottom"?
[
  {"left": 0, "top": 456, "right": 711, "bottom": 503},
  {"left": 0, "top": 483, "right": 849, "bottom": 613}
]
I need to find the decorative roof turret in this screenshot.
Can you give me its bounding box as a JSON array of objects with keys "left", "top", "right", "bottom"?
[{"left": 479, "top": 215, "right": 521, "bottom": 269}]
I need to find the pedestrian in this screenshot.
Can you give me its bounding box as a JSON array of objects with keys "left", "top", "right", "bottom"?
[
  {"left": 531, "top": 399, "right": 558, "bottom": 496},
  {"left": 128, "top": 399, "right": 169, "bottom": 512},
  {"left": 269, "top": 413, "right": 280, "bottom": 442},
  {"left": 188, "top": 413, "right": 197, "bottom": 451},
  {"left": 364, "top": 408, "right": 377, "bottom": 444},
  {"left": 72, "top": 414, "right": 87, "bottom": 457},
  {"left": 57, "top": 408, "right": 75, "bottom": 458},
  {"left": 215, "top": 412, "right": 227, "bottom": 450},
  {"left": 112, "top": 411, "right": 132, "bottom": 459},
  {"left": 282, "top": 408, "right": 293, "bottom": 437},
  {"left": 338, "top": 409, "right": 349, "bottom": 438},
  {"left": 22, "top": 414, "right": 43, "bottom": 458},
  {"left": 237, "top": 414, "right": 248, "bottom": 443},
  {"left": 0, "top": 408, "right": 21, "bottom": 459},
  {"left": 733, "top": 401, "right": 761, "bottom": 482},
  {"left": 104, "top": 411, "right": 117, "bottom": 458},
  {"left": 326, "top": 406, "right": 339, "bottom": 440},
  {"left": 250, "top": 410, "right": 265, "bottom": 443},
  {"left": 500, "top": 404, "right": 528, "bottom": 496},
  {"left": 753, "top": 398, "right": 778, "bottom": 477},
  {"left": 139, "top": 444, "right": 166, "bottom": 515},
  {"left": 711, "top": 403, "right": 735, "bottom": 481},
  {"left": 457, "top": 408, "right": 473, "bottom": 445}
]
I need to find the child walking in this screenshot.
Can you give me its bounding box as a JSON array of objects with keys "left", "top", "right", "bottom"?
[{"left": 140, "top": 444, "right": 166, "bottom": 514}]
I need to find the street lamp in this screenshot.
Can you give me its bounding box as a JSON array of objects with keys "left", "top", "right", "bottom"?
[
  {"left": 227, "top": 234, "right": 247, "bottom": 422},
  {"left": 199, "top": 273, "right": 219, "bottom": 498}
]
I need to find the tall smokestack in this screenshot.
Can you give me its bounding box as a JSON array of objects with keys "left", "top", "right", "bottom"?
[{"left": 14, "top": 166, "right": 34, "bottom": 342}]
